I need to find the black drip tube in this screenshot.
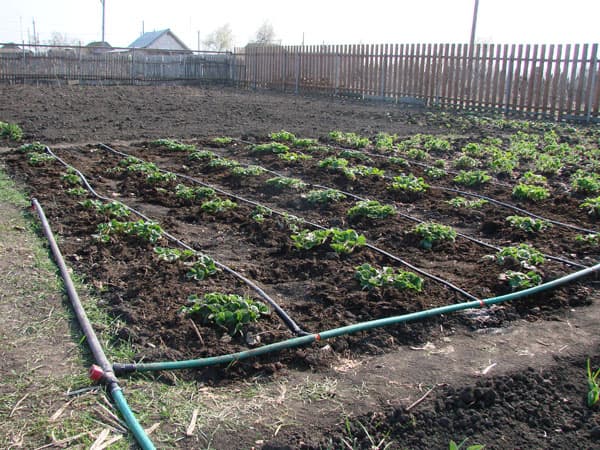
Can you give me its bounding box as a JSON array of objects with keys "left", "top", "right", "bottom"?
[{"left": 46, "top": 147, "right": 307, "bottom": 336}]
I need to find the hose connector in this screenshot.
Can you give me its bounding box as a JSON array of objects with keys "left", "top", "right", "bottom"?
[{"left": 89, "top": 364, "right": 105, "bottom": 382}]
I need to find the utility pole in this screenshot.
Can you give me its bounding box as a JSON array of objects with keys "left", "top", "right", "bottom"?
[
  {"left": 32, "top": 18, "right": 37, "bottom": 46},
  {"left": 469, "top": 0, "right": 479, "bottom": 49},
  {"left": 197, "top": 30, "right": 200, "bottom": 52},
  {"left": 101, "top": 0, "right": 106, "bottom": 42}
]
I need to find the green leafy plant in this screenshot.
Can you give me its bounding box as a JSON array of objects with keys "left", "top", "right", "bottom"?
[
  {"left": 453, "top": 154, "right": 479, "bottom": 169},
  {"left": 182, "top": 292, "right": 269, "bottom": 335},
  {"left": 413, "top": 222, "right": 457, "bottom": 249},
  {"left": 449, "top": 438, "right": 485, "bottom": 450},
  {"left": 146, "top": 170, "right": 177, "bottom": 185},
  {"left": 0, "top": 121, "right": 23, "bottom": 141},
  {"left": 506, "top": 215, "right": 551, "bottom": 233},
  {"left": 208, "top": 157, "right": 240, "bottom": 169},
  {"left": 406, "top": 148, "right": 430, "bottom": 161},
  {"left": 520, "top": 171, "right": 547, "bottom": 186},
  {"left": 500, "top": 270, "right": 542, "bottom": 291},
  {"left": 66, "top": 187, "right": 88, "bottom": 197},
  {"left": 303, "top": 189, "right": 347, "bottom": 205},
  {"left": 211, "top": 136, "right": 233, "bottom": 145},
  {"left": 27, "top": 152, "right": 55, "bottom": 166},
  {"left": 424, "top": 166, "right": 447, "bottom": 179},
  {"left": 535, "top": 154, "right": 562, "bottom": 175},
  {"left": 423, "top": 136, "right": 451, "bottom": 152},
  {"left": 269, "top": 130, "right": 296, "bottom": 142},
  {"left": 153, "top": 246, "right": 197, "bottom": 262},
  {"left": 339, "top": 149, "right": 372, "bottom": 162},
  {"left": 586, "top": 358, "right": 600, "bottom": 407},
  {"left": 95, "top": 219, "right": 163, "bottom": 243},
  {"left": 576, "top": 233, "right": 600, "bottom": 246},
  {"left": 17, "top": 142, "right": 45, "bottom": 153},
  {"left": 579, "top": 196, "right": 600, "bottom": 218},
  {"left": 250, "top": 205, "right": 273, "bottom": 223},
  {"left": 389, "top": 173, "right": 429, "bottom": 193},
  {"left": 186, "top": 255, "right": 218, "bottom": 281},
  {"left": 150, "top": 138, "right": 195, "bottom": 152},
  {"left": 462, "top": 142, "right": 484, "bottom": 157},
  {"left": 328, "top": 131, "right": 369, "bottom": 148},
  {"left": 61, "top": 169, "right": 82, "bottom": 186},
  {"left": 571, "top": 170, "right": 600, "bottom": 194},
  {"left": 446, "top": 196, "right": 488, "bottom": 209},
  {"left": 200, "top": 198, "right": 237, "bottom": 214},
  {"left": 355, "top": 263, "right": 423, "bottom": 292},
  {"left": 489, "top": 150, "right": 519, "bottom": 175},
  {"left": 319, "top": 156, "right": 349, "bottom": 169},
  {"left": 453, "top": 170, "right": 491, "bottom": 187},
  {"left": 292, "top": 137, "right": 318, "bottom": 148},
  {"left": 374, "top": 132, "right": 396, "bottom": 151},
  {"left": 80, "top": 199, "right": 130, "bottom": 218},
  {"left": 342, "top": 165, "right": 384, "bottom": 180},
  {"left": 189, "top": 150, "right": 217, "bottom": 160},
  {"left": 389, "top": 156, "right": 409, "bottom": 167},
  {"left": 266, "top": 176, "right": 307, "bottom": 190},
  {"left": 252, "top": 142, "right": 290, "bottom": 154},
  {"left": 291, "top": 228, "right": 366, "bottom": 254},
  {"left": 175, "top": 184, "right": 215, "bottom": 201},
  {"left": 278, "top": 151, "right": 312, "bottom": 162},
  {"left": 488, "top": 244, "right": 545, "bottom": 268},
  {"left": 512, "top": 183, "right": 550, "bottom": 202},
  {"left": 230, "top": 165, "right": 267, "bottom": 177},
  {"left": 347, "top": 200, "right": 396, "bottom": 220}
]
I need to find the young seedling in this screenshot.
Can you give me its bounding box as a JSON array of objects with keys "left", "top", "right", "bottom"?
[
  {"left": 266, "top": 176, "right": 307, "bottom": 190},
  {"left": 446, "top": 196, "right": 488, "bottom": 209},
  {"left": 95, "top": 219, "right": 163, "bottom": 244},
  {"left": 186, "top": 255, "right": 218, "bottom": 281},
  {"left": 182, "top": 292, "right": 269, "bottom": 335},
  {"left": 486, "top": 244, "right": 545, "bottom": 268},
  {"left": 500, "top": 270, "right": 542, "bottom": 291},
  {"left": 339, "top": 149, "right": 372, "bottom": 162},
  {"left": 153, "top": 246, "right": 197, "bottom": 262},
  {"left": 575, "top": 234, "right": 600, "bottom": 246},
  {"left": 189, "top": 150, "right": 217, "bottom": 160},
  {"left": 200, "top": 198, "right": 237, "bottom": 214},
  {"left": 303, "top": 189, "right": 347, "bottom": 205},
  {"left": 80, "top": 199, "right": 130, "bottom": 218},
  {"left": 571, "top": 170, "right": 600, "bottom": 194},
  {"left": 61, "top": 169, "right": 82, "bottom": 186},
  {"left": 211, "top": 136, "right": 234, "bottom": 145},
  {"left": 230, "top": 165, "right": 267, "bottom": 177},
  {"left": 291, "top": 228, "right": 366, "bottom": 254},
  {"left": 328, "top": 131, "right": 369, "bottom": 148},
  {"left": 175, "top": 184, "right": 215, "bottom": 202},
  {"left": 424, "top": 166, "right": 447, "bottom": 179},
  {"left": 389, "top": 173, "right": 429, "bottom": 193},
  {"left": 355, "top": 263, "right": 423, "bottom": 292},
  {"left": 449, "top": 438, "right": 485, "bottom": 450},
  {"left": 208, "top": 157, "right": 240, "bottom": 169},
  {"left": 343, "top": 165, "right": 385, "bottom": 180},
  {"left": 17, "top": 142, "right": 46, "bottom": 153},
  {"left": 250, "top": 205, "right": 273, "bottom": 223},
  {"left": 278, "top": 152, "right": 312, "bottom": 162},
  {"left": 586, "top": 358, "right": 600, "bottom": 407},
  {"left": 269, "top": 130, "right": 296, "bottom": 142},
  {"left": 347, "top": 200, "right": 396, "bottom": 220},
  {"left": 453, "top": 170, "right": 492, "bottom": 187},
  {"left": 27, "top": 152, "right": 55, "bottom": 166},
  {"left": 252, "top": 142, "right": 290, "bottom": 154},
  {"left": 150, "top": 138, "right": 196, "bottom": 152},
  {"left": 506, "top": 215, "right": 552, "bottom": 233},
  {"left": 413, "top": 222, "right": 457, "bottom": 249},
  {"left": 453, "top": 154, "right": 479, "bottom": 169},
  {"left": 66, "top": 187, "right": 88, "bottom": 197},
  {"left": 580, "top": 196, "right": 600, "bottom": 218},
  {"left": 512, "top": 183, "right": 550, "bottom": 202},
  {"left": 0, "top": 121, "right": 23, "bottom": 141}
]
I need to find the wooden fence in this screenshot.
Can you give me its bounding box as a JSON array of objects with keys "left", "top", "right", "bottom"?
[
  {"left": 236, "top": 43, "right": 600, "bottom": 122},
  {"left": 0, "top": 43, "right": 234, "bottom": 85}
]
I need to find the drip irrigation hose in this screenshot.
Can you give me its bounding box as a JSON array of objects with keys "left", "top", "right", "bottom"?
[
  {"left": 98, "top": 143, "right": 481, "bottom": 301},
  {"left": 31, "top": 198, "right": 156, "bottom": 450},
  {"left": 113, "top": 261, "right": 600, "bottom": 374},
  {"left": 46, "top": 147, "right": 307, "bottom": 336}
]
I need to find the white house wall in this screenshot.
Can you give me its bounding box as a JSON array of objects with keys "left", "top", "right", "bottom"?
[{"left": 147, "top": 34, "right": 185, "bottom": 51}]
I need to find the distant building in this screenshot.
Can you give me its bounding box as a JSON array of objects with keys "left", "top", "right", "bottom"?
[
  {"left": 85, "top": 41, "right": 112, "bottom": 55},
  {"left": 128, "top": 29, "right": 192, "bottom": 54},
  {"left": 0, "top": 43, "right": 33, "bottom": 56}
]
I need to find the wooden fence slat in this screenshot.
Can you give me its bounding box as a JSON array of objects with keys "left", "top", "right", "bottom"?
[
  {"left": 575, "top": 43, "right": 589, "bottom": 115},
  {"left": 567, "top": 44, "right": 580, "bottom": 115}
]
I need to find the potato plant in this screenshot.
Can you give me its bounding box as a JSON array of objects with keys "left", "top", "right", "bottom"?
[
  {"left": 500, "top": 270, "right": 542, "bottom": 291},
  {"left": 266, "top": 176, "right": 307, "bottom": 190},
  {"left": 27, "top": 152, "right": 55, "bottom": 166},
  {"left": 389, "top": 174, "right": 429, "bottom": 193},
  {"left": 580, "top": 196, "right": 600, "bottom": 218},
  {"left": 182, "top": 292, "right": 269, "bottom": 335},
  {"left": 446, "top": 196, "right": 488, "bottom": 209},
  {"left": 95, "top": 219, "right": 164, "bottom": 243},
  {"left": 151, "top": 138, "right": 196, "bottom": 152},
  {"left": 506, "top": 215, "right": 551, "bottom": 233},
  {"left": 80, "top": 199, "right": 130, "bottom": 218},
  {"left": 413, "top": 222, "right": 457, "bottom": 249},
  {"left": 252, "top": 142, "right": 290, "bottom": 154},
  {"left": 355, "top": 263, "right": 423, "bottom": 292},
  {"left": 303, "top": 189, "right": 347, "bottom": 205},
  {"left": 486, "top": 244, "right": 545, "bottom": 268},
  {"left": 230, "top": 165, "right": 267, "bottom": 177},
  {"left": 328, "top": 130, "right": 369, "bottom": 148},
  {"left": 453, "top": 170, "right": 492, "bottom": 187},
  {"left": 175, "top": 184, "right": 216, "bottom": 202},
  {"left": 200, "top": 198, "right": 237, "bottom": 214},
  {"left": 291, "top": 228, "right": 366, "bottom": 254},
  {"left": 347, "top": 200, "right": 396, "bottom": 220},
  {"left": 512, "top": 183, "right": 550, "bottom": 202},
  {"left": 0, "top": 121, "right": 23, "bottom": 141}
]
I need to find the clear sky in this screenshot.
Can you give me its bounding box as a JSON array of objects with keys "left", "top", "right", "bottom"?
[{"left": 1, "top": 0, "right": 599, "bottom": 49}]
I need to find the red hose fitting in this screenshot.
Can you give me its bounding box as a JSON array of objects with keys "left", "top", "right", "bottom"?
[{"left": 89, "top": 364, "right": 105, "bottom": 382}]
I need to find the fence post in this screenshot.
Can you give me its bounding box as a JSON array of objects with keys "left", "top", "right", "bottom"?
[
  {"left": 295, "top": 49, "right": 300, "bottom": 95},
  {"left": 130, "top": 48, "right": 135, "bottom": 85},
  {"left": 230, "top": 52, "right": 236, "bottom": 87},
  {"left": 334, "top": 53, "right": 341, "bottom": 96},
  {"left": 503, "top": 49, "right": 514, "bottom": 115},
  {"left": 585, "top": 43, "right": 598, "bottom": 123}
]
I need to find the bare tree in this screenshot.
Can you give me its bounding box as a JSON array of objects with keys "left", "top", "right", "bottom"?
[
  {"left": 45, "top": 32, "right": 80, "bottom": 46},
  {"left": 203, "top": 24, "right": 234, "bottom": 52},
  {"left": 254, "top": 21, "right": 276, "bottom": 44}
]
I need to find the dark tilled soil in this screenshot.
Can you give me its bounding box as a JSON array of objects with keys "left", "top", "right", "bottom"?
[{"left": 1, "top": 84, "right": 599, "bottom": 449}]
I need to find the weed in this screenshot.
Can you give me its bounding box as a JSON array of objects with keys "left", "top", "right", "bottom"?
[
  {"left": 200, "top": 198, "right": 237, "bottom": 214},
  {"left": 304, "top": 189, "right": 347, "bottom": 205},
  {"left": 347, "top": 200, "right": 396, "bottom": 220},
  {"left": 355, "top": 263, "right": 423, "bottom": 291},
  {"left": 183, "top": 292, "right": 269, "bottom": 335},
  {"left": 506, "top": 215, "right": 551, "bottom": 233},
  {"left": 453, "top": 170, "right": 491, "bottom": 187},
  {"left": 500, "top": 270, "right": 542, "bottom": 291},
  {"left": 413, "top": 222, "right": 457, "bottom": 249},
  {"left": 389, "top": 173, "right": 429, "bottom": 193},
  {"left": 512, "top": 183, "right": 550, "bottom": 202},
  {"left": 586, "top": 358, "right": 600, "bottom": 407},
  {"left": 266, "top": 176, "right": 307, "bottom": 190}
]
